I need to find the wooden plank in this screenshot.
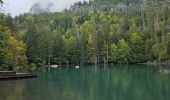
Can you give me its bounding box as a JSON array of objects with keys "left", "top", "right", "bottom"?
[
  {"left": 0, "top": 73, "right": 37, "bottom": 81},
  {"left": 0, "top": 71, "right": 16, "bottom": 76}
]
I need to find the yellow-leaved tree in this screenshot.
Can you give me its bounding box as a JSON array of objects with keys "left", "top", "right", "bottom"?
[{"left": 3, "top": 27, "right": 27, "bottom": 70}]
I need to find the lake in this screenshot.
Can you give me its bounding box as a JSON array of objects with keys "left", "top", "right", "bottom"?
[{"left": 0, "top": 65, "right": 170, "bottom": 100}]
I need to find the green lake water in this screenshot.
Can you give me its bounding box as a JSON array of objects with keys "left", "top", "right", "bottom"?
[{"left": 0, "top": 65, "right": 170, "bottom": 100}]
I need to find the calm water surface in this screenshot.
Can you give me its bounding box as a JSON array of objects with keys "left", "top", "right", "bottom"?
[{"left": 0, "top": 65, "right": 170, "bottom": 100}]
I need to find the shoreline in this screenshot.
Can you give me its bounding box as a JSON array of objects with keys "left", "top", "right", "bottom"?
[{"left": 139, "top": 60, "right": 170, "bottom": 66}]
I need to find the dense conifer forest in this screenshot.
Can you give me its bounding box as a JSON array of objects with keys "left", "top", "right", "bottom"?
[{"left": 0, "top": 0, "right": 170, "bottom": 70}]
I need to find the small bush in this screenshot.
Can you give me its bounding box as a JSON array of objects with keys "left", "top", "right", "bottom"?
[
  {"left": 0, "top": 64, "right": 9, "bottom": 71},
  {"left": 30, "top": 63, "right": 37, "bottom": 71}
]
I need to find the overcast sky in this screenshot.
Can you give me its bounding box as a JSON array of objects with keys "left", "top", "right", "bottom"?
[{"left": 2, "top": 0, "right": 88, "bottom": 17}]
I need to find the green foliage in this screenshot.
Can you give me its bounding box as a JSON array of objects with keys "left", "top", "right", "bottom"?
[
  {"left": 110, "top": 43, "right": 117, "bottom": 63},
  {"left": 0, "top": 14, "right": 26, "bottom": 71},
  {"left": 167, "top": 33, "right": 170, "bottom": 56},
  {"left": 152, "top": 43, "right": 168, "bottom": 61},
  {"left": 159, "top": 48, "right": 168, "bottom": 61},
  {"left": 0, "top": 31, "right": 5, "bottom": 64},
  {"left": 129, "top": 32, "right": 147, "bottom": 63},
  {"left": 0, "top": 64, "right": 8, "bottom": 71},
  {"left": 117, "top": 39, "right": 129, "bottom": 64},
  {"left": 1, "top": 0, "right": 169, "bottom": 66},
  {"left": 29, "top": 63, "right": 37, "bottom": 71}
]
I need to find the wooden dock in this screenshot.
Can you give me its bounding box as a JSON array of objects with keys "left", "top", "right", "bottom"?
[{"left": 0, "top": 71, "right": 37, "bottom": 81}]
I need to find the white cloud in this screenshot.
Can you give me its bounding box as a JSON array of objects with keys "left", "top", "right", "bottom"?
[{"left": 2, "top": 0, "right": 88, "bottom": 17}]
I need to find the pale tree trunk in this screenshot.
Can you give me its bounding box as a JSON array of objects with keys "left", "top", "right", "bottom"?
[
  {"left": 94, "top": 53, "right": 97, "bottom": 67},
  {"left": 48, "top": 46, "right": 51, "bottom": 68},
  {"left": 106, "top": 42, "right": 109, "bottom": 66},
  {"left": 104, "top": 57, "right": 106, "bottom": 67},
  {"left": 66, "top": 61, "right": 69, "bottom": 67},
  {"left": 47, "top": 32, "right": 53, "bottom": 70}
]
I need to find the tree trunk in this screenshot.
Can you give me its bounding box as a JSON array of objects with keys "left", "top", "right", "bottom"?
[{"left": 94, "top": 53, "right": 97, "bottom": 67}]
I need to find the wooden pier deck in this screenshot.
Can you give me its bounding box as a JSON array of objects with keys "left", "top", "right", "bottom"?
[{"left": 0, "top": 71, "right": 37, "bottom": 81}]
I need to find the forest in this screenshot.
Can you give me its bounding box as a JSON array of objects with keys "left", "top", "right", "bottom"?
[{"left": 0, "top": 0, "right": 170, "bottom": 70}]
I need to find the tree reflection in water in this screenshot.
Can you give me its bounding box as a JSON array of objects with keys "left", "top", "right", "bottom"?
[
  {"left": 0, "top": 65, "right": 170, "bottom": 100},
  {"left": 0, "top": 81, "right": 25, "bottom": 100}
]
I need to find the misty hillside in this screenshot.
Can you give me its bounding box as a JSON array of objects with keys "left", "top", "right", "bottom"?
[
  {"left": 30, "top": 1, "right": 53, "bottom": 14},
  {"left": 71, "top": 0, "right": 170, "bottom": 12}
]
